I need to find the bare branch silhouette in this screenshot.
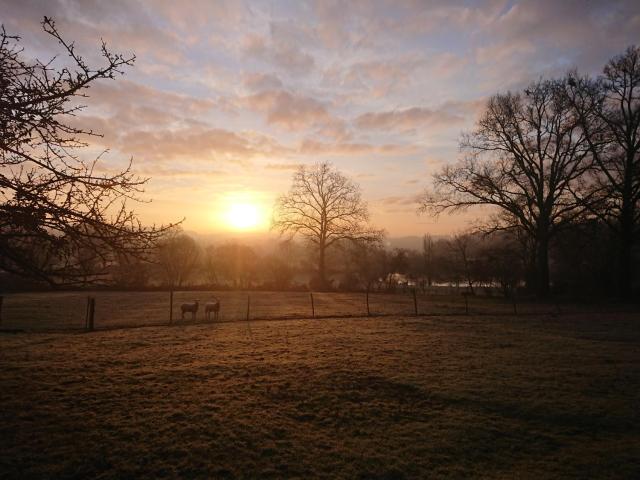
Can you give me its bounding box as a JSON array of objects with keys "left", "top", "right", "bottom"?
[
  {"left": 272, "top": 162, "right": 384, "bottom": 289},
  {"left": 0, "top": 18, "right": 177, "bottom": 286}
]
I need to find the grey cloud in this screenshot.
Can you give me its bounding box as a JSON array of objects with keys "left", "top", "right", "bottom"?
[
  {"left": 242, "top": 33, "right": 315, "bottom": 73},
  {"left": 355, "top": 106, "right": 463, "bottom": 132},
  {"left": 243, "top": 72, "right": 284, "bottom": 92},
  {"left": 244, "top": 90, "right": 331, "bottom": 130},
  {"left": 298, "top": 139, "right": 416, "bottom": 156}
]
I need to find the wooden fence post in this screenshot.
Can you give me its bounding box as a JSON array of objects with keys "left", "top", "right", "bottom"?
[
  {"left": 169, "top": 290, "right": 174, "bottom": 324},
  {"left": 86, "top": 297, "right": 95, "bottom": 331},
  {"left": 464, "top": 293, "right": 469, "bottom": 315},
  {"left": 85, "top": 296, "right": 90, "bottom": 330},
  {"left": 512, "top": 289, "right": 518, "bottom": 316},
  {"left": 0, "top": 295, "right": 3, "bottom": 325},
  {"left": 412, "top": 288, "right": 418, "bottom": 316},
  {"left": 310, "top": 292, "right": 315, "bottom": 318},
  {"left": 366, "top": 289, "right": 370, "bottom": 317},
  {"left": 246, "top": 294, "right": 251, "bottom": 322}
]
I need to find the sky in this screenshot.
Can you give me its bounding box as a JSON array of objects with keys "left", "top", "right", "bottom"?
[{"left": 2, "top": 0, "right": 639, "bottom": 238}]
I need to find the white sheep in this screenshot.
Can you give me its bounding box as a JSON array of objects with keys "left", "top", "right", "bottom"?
[
  {"left": 180, "top": 300, "right": 199, "bottom": 321},
  {"left": 204, "top": 299, "right": 220, "bottom": 321}
]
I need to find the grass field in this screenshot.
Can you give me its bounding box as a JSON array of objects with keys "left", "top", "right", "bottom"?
[
  {"left": 0, "top": 290, "right": 629, "bottom": 330},
  {"left": 1, "top": 311, "right": 639, "bottom": 479}
]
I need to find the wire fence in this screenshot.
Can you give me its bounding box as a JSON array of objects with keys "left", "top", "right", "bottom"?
[{"left": 0, "top": 289, "right": 633, "bottom": 332}]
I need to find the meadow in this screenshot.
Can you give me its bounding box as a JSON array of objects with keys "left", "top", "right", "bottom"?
[
  {"left": 1, "top": 310, "right": 638, "bottom": 478},
  {"left": 0, "top": 289, "right": 629, "bottom": 331}
]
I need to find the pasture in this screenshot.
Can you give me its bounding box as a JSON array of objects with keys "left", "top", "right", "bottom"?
[
  {"left": 0, "top": 289, "right": 630, "bottom": 331},
  {"left": 1, "top": 310, "right": 639, "bottom": 478}
]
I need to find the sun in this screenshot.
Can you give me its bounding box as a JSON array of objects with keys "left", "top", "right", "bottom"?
[{"left": 224, "top": 202, "right": 263, "bottom": 230}]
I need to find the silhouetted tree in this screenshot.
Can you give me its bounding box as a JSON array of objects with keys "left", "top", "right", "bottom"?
[
  {"left": 381, "top": 248, "right": 410, "bottom": 291},
  {"left": 421, "top": 78, "right": 592, "bottom": 297},
  {"left": 272, "top": 162, "right": 383, "bottom": 289},
  {"left": 215, "top": 243, "right": 258, "bottom": 289},
  {"left": 422, "top": 234, "right": 435, "bottom": 288},
  {"left": 568, "top": 46, "right": 640, "bottom": 298},
  {"left": 551, "top": 220, "right": 614, "bottom": 296},
  {"left": 0, "top": 18, "right": 174, "bottom": 286},
  {"left": 111, "top": 251, "right": 151, "bottom": 288},
  {"left": 202, "top": 245, "right": 220, "bottom": 287},
  {"left": 477, "top": 233, "right": 523, "bottom": 297},
  {"left": 448, "top": 232, "right": 477, "bottom": 294},
  {"left": 341, "top": 240, "right": 388, "bottom": 291},
  {"left": 260, "top": 254, "right": 294, "bottom": 290},
  {"left": 157, "top": 233, "right": 200, "bottom": 288}
]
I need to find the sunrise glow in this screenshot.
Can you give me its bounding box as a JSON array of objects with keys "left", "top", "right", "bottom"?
[{"left": 223, "top": 202, "right": 265, "bottom": 230}]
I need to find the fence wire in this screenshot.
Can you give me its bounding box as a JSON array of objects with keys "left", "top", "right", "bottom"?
[{"left": 0, "top": 289, "right": 627, "bottom": 331}]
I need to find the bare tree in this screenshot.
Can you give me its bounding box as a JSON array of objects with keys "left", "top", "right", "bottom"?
[
  {"left": 448, "top": 232, "right": 476, "bottom": 294},
  {"left": 260, "top": 254, "right": 294, "bottom": 290},
  {"left": 0, "top": 18, "right": 175, "bottom": 286},
  {"left": 343, "top": 240, "right": 388, "bottom": 291},
  {"left": 111, "top": 251, "right": 151, "bottom": 288},
  {"left": 260, "top": 239, "right": 297, "bottom": 290},
  {"left": 214, "top": 243, "right": 258, "bottom": 289},
  {"left": 420, "top": 79, "right": 592, "bottom": 297},
  {"left": 478, "top": 233, "right": 523, "bottom": 297},
  {"left": 272, "top": 162, "right": 383, "bottom": 289},
  {"left": 568, "top": 46, "right": 640, "bottom": 298},
  {"left": 202, "top": 245, "right": 220, "bottom": 288},
  {"left": 422, "top": 234, "right": 435, "bottom": 289},
  {"left": 157, "top": 233, "right": 200, "bottom": 288}
]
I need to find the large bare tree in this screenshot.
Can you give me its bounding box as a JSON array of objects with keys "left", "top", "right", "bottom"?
[
  {"left": 272, "top": 162, "right": 383, "bottom": 289},
  {"left": 568, "top": 46, "right": 640, "bottom": 298},
  {"left": 0, "top": 18, "right": 174, "bottom": 286},
  {"left": 420, "top": 79, "right": 592, "bottom": 297}
]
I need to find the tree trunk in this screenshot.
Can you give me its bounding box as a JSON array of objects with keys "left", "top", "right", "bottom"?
[
  {"left": 618, "top": 200, "right": 634, "bottom": 300},
  {"left": 536, "top": 235, "right": 550, "bottom": 298},
  {"left": 318, "top": 242, "right": 327, "bottom": 290}
]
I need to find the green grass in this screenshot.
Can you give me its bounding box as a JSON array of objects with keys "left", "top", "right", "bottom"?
[{"left": 1, "top": 312, "right": 638, "bottom": 478}]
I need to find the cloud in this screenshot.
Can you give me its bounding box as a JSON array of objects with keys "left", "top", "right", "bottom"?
[
  {"left": 378, "top": 195, "right": 420, "bottom": 207},
  {"left": 470, "top": 0, "right": 640, "bottom": 87},
  {"left": 265, "top": 162, "right": 302, "bottom": 170},
  {"left": 87, "top": 80, "right": 217, "bottom": 117},
  {"left": 4, "top": 0, "right": 639, "bottom": 237},
  {"left": 355, "top": 106, "right": 463, "bottom": 132},
  {"left": 135, "top": 164, "right": 228, "bottom": 179},
  {"left": 242, "top": 72, "right": 284, "bottom": 92},
  {"left": 323, "top": 58, "right": 420, "bottom": 98},
  {"left": 242, "top": 33, "right": 314, "bottom": 73},
  {"left": 298, "top": 139, "right": 416, "bottom": 156},
  {"left": 75, "top": 119, "right": 290, "bottom": 164},
  {"left": 118, "top": 127, "right": 288, "bottom": 162},
  {"left": 244, "top": 90, "right": 332, "bottom": 130}
]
